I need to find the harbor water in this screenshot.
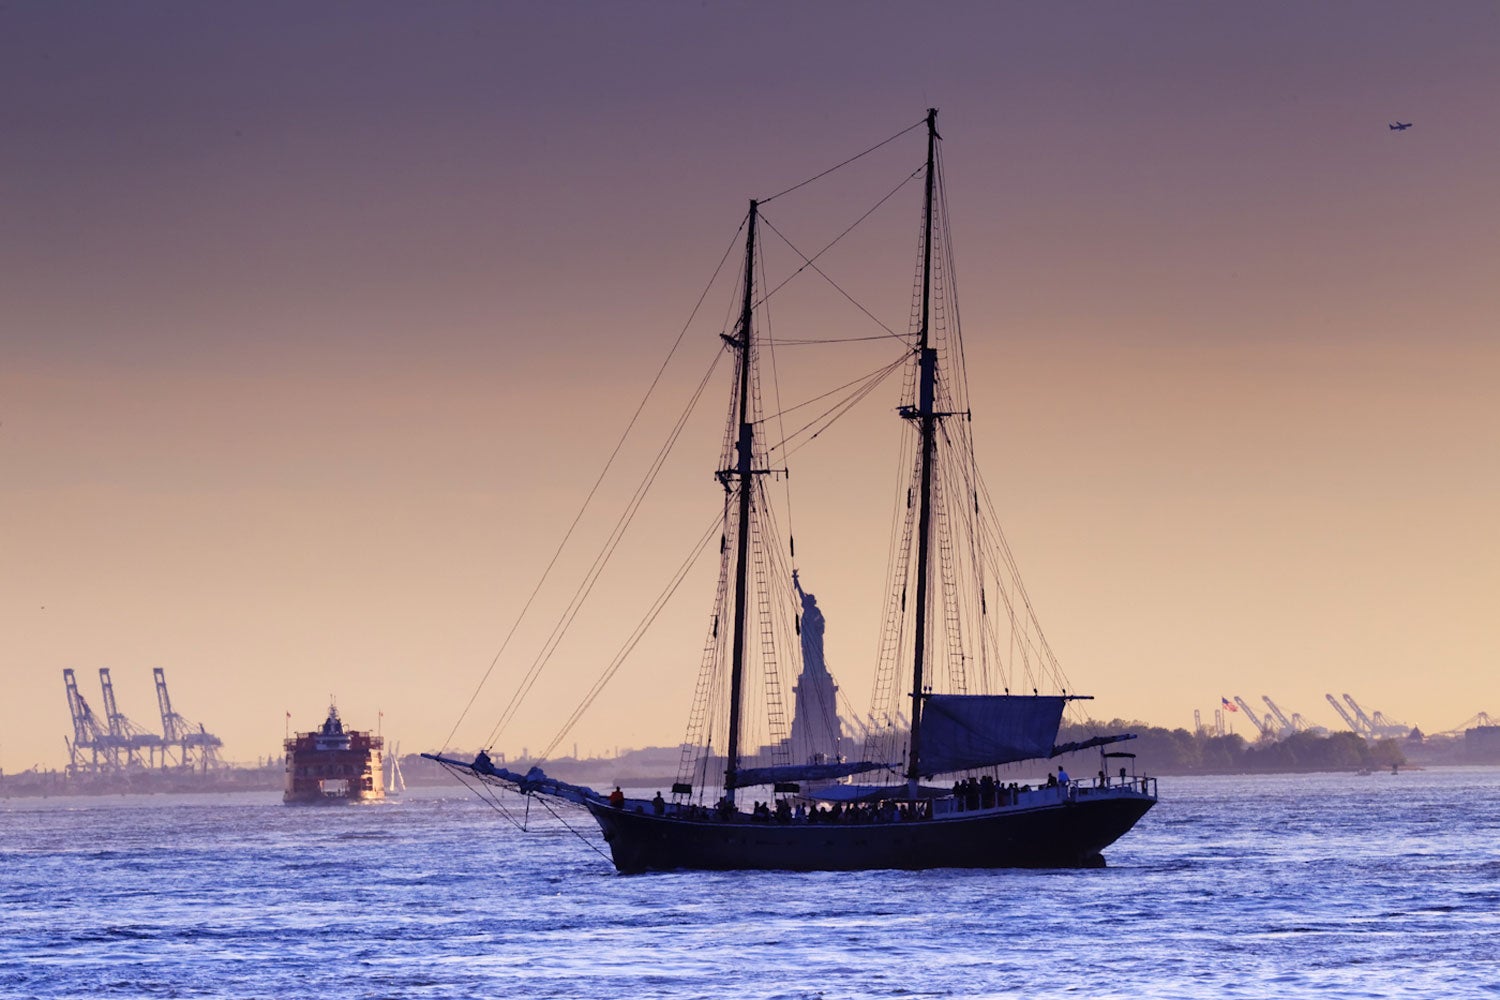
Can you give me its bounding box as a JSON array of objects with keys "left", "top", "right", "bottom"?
[{"left": 3, "top": 767, "right": 1497, "bottom": 999}]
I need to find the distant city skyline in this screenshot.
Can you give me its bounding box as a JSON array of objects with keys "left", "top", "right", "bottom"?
[{"left": 4, "top": 3, "right": 1497, "bottom": 772}]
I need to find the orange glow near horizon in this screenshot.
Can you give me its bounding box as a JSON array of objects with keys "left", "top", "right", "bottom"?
[{"left": 3, "top": 4, "right": 1498, "bottom": 771}]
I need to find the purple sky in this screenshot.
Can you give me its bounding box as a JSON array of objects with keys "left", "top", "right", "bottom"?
[{"left": 3, "top": 3, "right": 1497, "bottom": 769}]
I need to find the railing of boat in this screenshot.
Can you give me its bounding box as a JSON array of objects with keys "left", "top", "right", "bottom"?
[
  {"left": 608, "top": 776, "right": 1158, "bottom": 824},
  {"left": 930, "top": 775, "right": 1157, "bottom": 818}
]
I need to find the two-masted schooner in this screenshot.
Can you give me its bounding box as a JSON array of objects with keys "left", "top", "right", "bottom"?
[{"left": 428, "top": 109, "right": 1157, "bottom": 872}]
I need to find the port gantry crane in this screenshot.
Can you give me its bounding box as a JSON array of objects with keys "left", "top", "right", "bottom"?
[
  {"left": 1261, "top": 696, "right": 1301, "bottom": 738},
  {"left": 62, "top": 668, "right": 110, "bottom": 773},
  {"left": 1434, "top": 712, "right": 1496, "bottom": 737},
  {"left": 153, "top": 667, "right": 223, "bottom": 771},
  {"left": 99, "top": 668, "right": 167, "bottom": 768},
  {"left": 1265, "top": 697, "right": 1324, "bottom": 735},
  {"left": 61, "top": 668, "right": 226, "bottom": 775},
  {"left": 1342, "top": 693, "right": 1410, "bottom": 739},
  {"left": 1326, "top": 693, "right": 1362, "bottom": 734},
  {"left": 1232, "top": 696, "right": 1276, "bottom": 739}
]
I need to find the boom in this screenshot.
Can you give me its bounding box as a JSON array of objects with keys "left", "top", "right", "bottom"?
[
  {"left": 1261, "top": 696, "right": 1297, "bottom": 737},
  {"left": 152, "top": 668, "right": 224, "bottom": 770},
  {"left": 1342, "top": 694, "right": 1379, "bottom": 735},
  {"left": 1325, "top": 693, "right": 1362, "bottom": 733},
  {"left": 1233, "top": 696, "right": 1273, "bottom": 738},
  {"left": 100, "top": 668, "right": 166, "bottom": 767},
  {"left": 62, "top": 669, "right": 109, "bottom": 771}
]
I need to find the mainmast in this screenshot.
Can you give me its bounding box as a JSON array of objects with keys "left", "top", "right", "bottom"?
[
  {"left": 721, "top": 199, "right": 760, "bottom": 805},
  {"left": 905, "top": 108, "right": 941, "bottom": 793}
]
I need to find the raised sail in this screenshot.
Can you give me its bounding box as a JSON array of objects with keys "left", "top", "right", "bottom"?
[{"left": 918, "top": 695, "right": 1068, "bottom": 774}]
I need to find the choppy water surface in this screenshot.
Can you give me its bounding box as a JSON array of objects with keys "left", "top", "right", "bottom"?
[{"left": 3, "top": 768, "right": 1498, "bottom": 999}]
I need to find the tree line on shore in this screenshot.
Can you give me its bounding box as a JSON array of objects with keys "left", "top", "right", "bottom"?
[{"left": 1062, "top": 719, "right": 1408, "bottom": 774}]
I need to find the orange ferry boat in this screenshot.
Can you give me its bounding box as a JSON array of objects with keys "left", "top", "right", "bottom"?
[{"left": 284, "top": 704, "right": 384, "bottom": 805}]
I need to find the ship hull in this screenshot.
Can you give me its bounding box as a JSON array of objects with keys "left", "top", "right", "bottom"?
[
  {"left": 585, "top": 792, "right": 1155, "bottom": 873},
  {"left": 282, "top": 789, "right": 385, "bottom": 805}
]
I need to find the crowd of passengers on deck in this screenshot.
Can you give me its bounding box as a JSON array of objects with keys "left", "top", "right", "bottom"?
[
  {"left": 608, "top": 787, "right": 938, "bottom": 823},
  {"left": 611, "top": 783, "right": 1079, "bottom": 823},
  {"left": 475, "top": 750, "right": 1129, "bottom": 825},
  {"left": 602, "top": 771, "right": 1107, "bottom": 822},
  {"left": 953, "top": 774, "right": 1020, "bottom": 810}
]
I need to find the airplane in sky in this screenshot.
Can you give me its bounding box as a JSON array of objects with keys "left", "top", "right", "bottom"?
[{"left": 1389, "top": 121, "right": 1413, "bottom": 131}]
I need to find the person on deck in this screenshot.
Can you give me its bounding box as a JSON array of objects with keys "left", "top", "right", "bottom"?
[
  {"left": 609, "top": 786, "right": 625, "bottom": 809},
  {"left": 652, "top": 791, "right": 666, "bottom": 815}
]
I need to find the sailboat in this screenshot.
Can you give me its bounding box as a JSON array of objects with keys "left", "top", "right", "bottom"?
[
  {"left": 385, "top": 740, "right": 406, "bottom": 797},
  {"left": 427, "top": 110, "right": 1156, "bottom": 872}
]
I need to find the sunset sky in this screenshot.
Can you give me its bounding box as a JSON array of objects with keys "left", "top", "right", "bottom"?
[{"left": 4, "top": 3, "right": 1497, "bottom": 772}]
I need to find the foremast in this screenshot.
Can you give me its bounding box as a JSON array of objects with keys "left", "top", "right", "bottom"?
[
  {"left": 720, "top": 199, "right": 762, "bottom": 805},
  {"left": 905, "top": 108, "right": 942, "bottom": 795}
]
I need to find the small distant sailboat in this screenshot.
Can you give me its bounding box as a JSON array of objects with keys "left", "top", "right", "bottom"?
[
  {"left": 385, "top": 741, "right": 406, "bottom": 797},
  {"left": 428, "top": 109, "right": 1157, "bottom": 871}
]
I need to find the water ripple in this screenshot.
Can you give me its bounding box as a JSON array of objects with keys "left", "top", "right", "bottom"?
[{"left": 3, "top": 769, "right": 1499, "bottom": 998}]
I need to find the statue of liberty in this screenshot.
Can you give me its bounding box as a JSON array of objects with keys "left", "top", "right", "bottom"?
[{"left": 790, "top": 571, "right": 845, "bottom": 765}]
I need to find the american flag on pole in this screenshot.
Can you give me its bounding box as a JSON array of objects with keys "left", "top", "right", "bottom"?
[{"left": 1222, "top": 697, "right": 1237, "bottom": 712}]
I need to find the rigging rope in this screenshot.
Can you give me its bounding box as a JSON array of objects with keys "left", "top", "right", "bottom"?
[
  {"left": 767, "top": 353, "right": 909, "bottom": 459},
  {"left": 487, "top": 350, "right": 725, "bottom": 750},
  {"left": 758, "top": 168, "right": 923, "bottom": 341},
  {"left": 535, "top": 796, "right": 615, "bottom": 865},
  {"left": 539, "top": 512, "right": 722, "bottom": 762},
  {"left": 769, "top": 333, "right": 905, "bottom": 345},
  {"left": 757, "top": 353, "right": 908, "bottom": 425},
  {"left": 436, "top": 761, "right": 530, "bottom": 831},
  {"left": 443, "top": 220, "right": 747, "bottom": 754},
  {"left": 758, "top": 227, "right": 802, "bottom": 608},
  {"left": 759, "top": 117, "right": 926, "bottom": 204}
]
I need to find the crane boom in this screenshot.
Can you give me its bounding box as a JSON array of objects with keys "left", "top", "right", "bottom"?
[
  {"left": 100, "top": 668, "right": 166, "bottom": 766},
  {"left": 1233, "top": 696, "right": 1273, "bottom": 737},
  {"left": 1261, "top": 696, "right": 1296, "bottom": 736},
  {"left": 1432, "top": 711, "right": 1495, "bottom": 737},
  {"left": 152, "top": 669, "right": 224, "bottom": 770},
  {"left": 1343, "top": 694, "right": 1379, "bottom": 733},
  {"left": 62, "top": 669, "right": 109, "bottom": 769},
  {"left": 1370, "top": 710, "right": 1410, "bottom": 738},
  {"left": 155, "top": 667, "right": 183, "bottom": 741},
  {"left": 99, "top": 668, "right": 123, "bottom": 735},
  {"left": 1326, "top": 693, "right": 1362, "bottom": 733}
]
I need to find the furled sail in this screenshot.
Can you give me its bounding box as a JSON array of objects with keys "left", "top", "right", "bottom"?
[
  {"left": 1050, "top": 733, "right": 1138, "bottom": 758},
  {"left": 732, "top": 761, "right": 886, "bottom": 788},
  {"left": 917, "top": 694, "right": 1067, "bottom": 775}
]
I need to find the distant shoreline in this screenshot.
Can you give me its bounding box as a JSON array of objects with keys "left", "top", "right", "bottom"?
[{"left": 6, "top": 725, "right": 1496, "bottom": 799}]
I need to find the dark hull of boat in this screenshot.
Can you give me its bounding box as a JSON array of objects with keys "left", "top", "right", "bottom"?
[{"left": 585, "top": 793, "right": 1155, "bottom": 873}]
